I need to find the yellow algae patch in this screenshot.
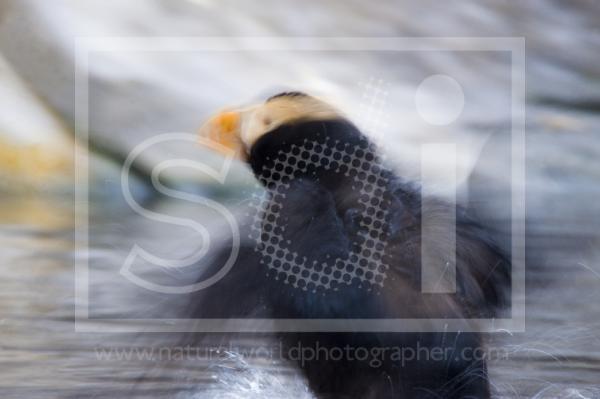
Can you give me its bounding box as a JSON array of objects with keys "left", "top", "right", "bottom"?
[
  {"left": 0, "top": 137, "right": 72, "bottom": 175},
  {"left": 0, "top": 53, "right": 76, "bottom": 193},
  {"left": 0, "top": 136, "right": 74, "bottom": 192}
]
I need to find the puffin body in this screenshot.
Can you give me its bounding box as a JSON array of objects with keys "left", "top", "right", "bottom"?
[{"left": 191, "top": 92, "right": 509, "bottom": 398}]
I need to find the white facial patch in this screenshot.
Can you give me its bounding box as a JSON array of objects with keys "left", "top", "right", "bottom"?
[{"left": 239, "top": 96, "right": 342, "bottom": 151}]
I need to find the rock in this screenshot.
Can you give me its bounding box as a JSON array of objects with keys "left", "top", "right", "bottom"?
[{"left": 0, "top": 52, "right": 73, "bottom": 194}]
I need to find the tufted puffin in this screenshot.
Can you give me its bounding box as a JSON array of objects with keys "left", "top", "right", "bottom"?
[{"left": 190, "top": 92, "right": 510, "bottom": 398}]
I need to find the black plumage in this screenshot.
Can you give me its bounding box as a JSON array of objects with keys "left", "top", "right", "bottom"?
[
  {"left": 266, "top": 91, "right": 309, "bottom": 102},
  {"left": 189, "top": 95, "right": 510, "bottom": 398}
]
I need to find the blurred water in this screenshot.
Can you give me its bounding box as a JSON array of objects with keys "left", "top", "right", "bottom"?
[
  {"left": 1, "top": 180, "right": 600, "bottom": 398},
  {"left": 1, "top": 0, "right": 600, "bottom": 398}
]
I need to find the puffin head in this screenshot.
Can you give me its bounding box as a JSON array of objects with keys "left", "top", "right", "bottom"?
[
  {"left": 198, "top": 92, "right": 377, "bottom": 188},
  {"left": 198, "top": 92, "right": 345, "bottom": 161}
]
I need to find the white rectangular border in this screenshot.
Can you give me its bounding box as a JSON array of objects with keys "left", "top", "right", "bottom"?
[{"left": 75, "top": 37, "right": 525, "bottom": 333}]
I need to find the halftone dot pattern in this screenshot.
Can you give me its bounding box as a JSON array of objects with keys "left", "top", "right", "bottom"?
[
  {"left": 246, "top": 78, "right": 394, "bottom": 293},
  {"left": 247, "top": 138, "right": 395, "bottom": 293},
  {"left": 357, "top": 77, "right": 390, "bottom": 144}
]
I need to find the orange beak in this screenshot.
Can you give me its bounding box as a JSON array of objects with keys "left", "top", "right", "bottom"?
[{"left": 198, "top": 110, "right": 246, "bottom": 161}]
